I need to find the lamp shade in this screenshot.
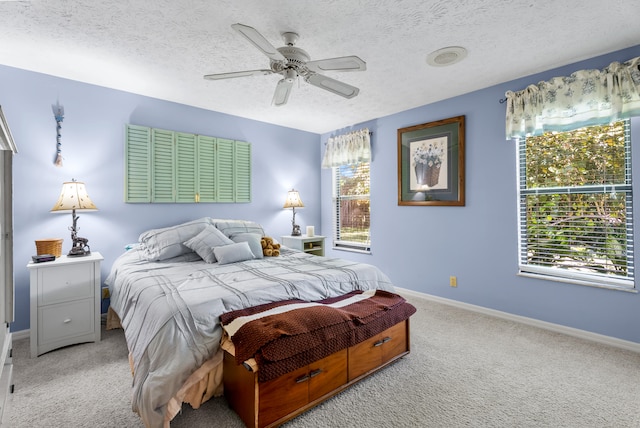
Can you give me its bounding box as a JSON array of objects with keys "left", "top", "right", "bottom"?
[
  {"left": 283, "top": 189, "right": 304, "bottom": 209},
  {"left": 51, "top": 180, "right": 98, "bottom": 213}
]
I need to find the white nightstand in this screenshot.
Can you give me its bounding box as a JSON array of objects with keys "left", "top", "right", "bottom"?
[
  {"left": 27, "top": 252, "right": 103, "bottom": 358},
  {"left": 281, "top": 235, "right": 326, "bottom": 257}
]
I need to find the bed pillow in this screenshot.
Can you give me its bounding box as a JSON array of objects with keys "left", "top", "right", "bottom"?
[
  {"left": 183, "top": 224, "right": 234, "bottom": 263},
  {"left": 210, "top": 219, "right": 265, "bottom": 238},
  {"left": 138, "top": 217, "right": 212, "bottom": 261},
  {"left": 213, "top": 241, "right": 255, "bottom": 265},
  {"left": 231, "top": 233, "right": 264, "bottom": 259}
]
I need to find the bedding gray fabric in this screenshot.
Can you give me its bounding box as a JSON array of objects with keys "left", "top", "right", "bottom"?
[{"left": 105, "top": 246, "right": 395, "bottom": 428}]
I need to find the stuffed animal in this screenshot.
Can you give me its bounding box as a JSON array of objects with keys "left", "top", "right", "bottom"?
[{"left": 261, "top": 236, "right": 281, "bottom": 257}]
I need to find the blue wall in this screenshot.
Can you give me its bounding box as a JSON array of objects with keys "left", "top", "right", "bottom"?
[
  {"left": 0, "top": 66, "right": 321, "bottom": 332},
  {"left": 3, "top": 44, "right": 640, "bottom": 343},
  {"left": 321, "top": 44, "right": 640, "bottom": 344}
]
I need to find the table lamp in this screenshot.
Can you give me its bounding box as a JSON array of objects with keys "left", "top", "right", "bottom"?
[
  {"left": 283, "top": 189, "right": 304, "bottom": 236},
  {"left": 51, "top": 179, "right": 98, "bottom": 257}
]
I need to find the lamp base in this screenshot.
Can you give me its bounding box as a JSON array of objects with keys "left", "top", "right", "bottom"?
[
  {"left": 68, "top": 248, "right": 91, "bottom": 257},
  {"left": 291, "top": 224, "right": 301, "bottom": 236},
  {"left": 68, "top": 235, "right": 91, "bottom": 257}
]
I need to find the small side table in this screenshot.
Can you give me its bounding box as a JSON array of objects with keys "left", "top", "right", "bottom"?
[
  {"left": 27, "top": 252, "right": 103, "bottom": 357},
  {"left": 281, "top": 235, "right": 326, "bottom": 257}
]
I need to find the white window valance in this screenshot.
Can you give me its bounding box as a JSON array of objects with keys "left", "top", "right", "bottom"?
[
  {"left": 322, "top": 128, "right": 371, "bottom": 168},
  {"left": 505, "top": 56, "right": 640, "bottom": 139}
]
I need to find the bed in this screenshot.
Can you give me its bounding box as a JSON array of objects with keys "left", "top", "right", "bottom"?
[{"left": 105, "top": 218, "right": 399, "bottom": 428}]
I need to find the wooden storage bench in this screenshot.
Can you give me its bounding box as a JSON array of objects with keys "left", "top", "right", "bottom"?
[{"left": 223, "top": 319, "right": 411, "bottom": 428}]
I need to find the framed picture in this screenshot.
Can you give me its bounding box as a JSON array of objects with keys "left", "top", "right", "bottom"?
[{"left": 397, "top": 115, "right": 465, "bottom": 206}]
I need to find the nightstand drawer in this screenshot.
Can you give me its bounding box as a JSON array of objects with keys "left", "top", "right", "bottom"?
[
  {"left": 38, "top": 299, "right": 94, "bottom": 345},
  {"left": 38, "top": 263, "right": 94, "bottom": 305}
]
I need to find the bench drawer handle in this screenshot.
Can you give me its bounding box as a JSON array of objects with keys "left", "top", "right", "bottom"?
[
  {"left": 309, "top": 369, "right": 322, "bottom": 378},
  {"left": 373, "top": 336, "right": 392, "bottom": 347},
  {"left": 295, "top": 374, "right": 309, "bottom": 383}
]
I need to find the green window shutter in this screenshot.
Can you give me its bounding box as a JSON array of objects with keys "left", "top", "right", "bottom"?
[
  {"left": 197, "top": 135, "right": 216, "bottom": 202},
  {"left": 234, "top": 141, "right": 251, "bottom": 202},
  {"left": 151, "top": 128, "right": 175, "bottom": 202},
  {"left": 216, "top": 138, "right": 234, "bottom": 202},
  {"left": 175, "top": 132, "right": 197, "bottom": 202},
  {"left": 124, "top": 124, "right": 251, "bottom": 204},
  {"left": 124, "top": 124, "right": 151, "bottom": 203}
]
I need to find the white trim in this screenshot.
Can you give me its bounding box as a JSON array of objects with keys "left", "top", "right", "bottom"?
[
  {"left": 396, "top": 287, "right": 640, "bottom": 353},
  {"left": 518, "top": 270, "right": 637, "bottom": 293},
  {"left": 11, "top": 329, "right": 28, "bottom": 341},
  {"left": 0, "top": 106, "right": 17, "bottom": 154}
]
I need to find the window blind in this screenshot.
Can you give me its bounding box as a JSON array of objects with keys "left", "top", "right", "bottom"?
[
  {"left": 517, "top": 120, "right": 634, "bottom": 288},
  {"left": 333, "top": 162, "right": 371, "bottom": 252}
]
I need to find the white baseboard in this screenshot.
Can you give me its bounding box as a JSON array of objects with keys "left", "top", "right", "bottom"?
[
  {"left": 13, "top": 292, "right": 640, "bottom": 353},
  {"left": 397, "top": 287, "right": 640, "bottom": 353},
  {"left": 11, "top": 329, "right": 29, "bottom": 341}
]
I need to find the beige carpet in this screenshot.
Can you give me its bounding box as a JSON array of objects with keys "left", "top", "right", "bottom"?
[{"left": 6, "top": 293, "right": 640, "bottom": 427}]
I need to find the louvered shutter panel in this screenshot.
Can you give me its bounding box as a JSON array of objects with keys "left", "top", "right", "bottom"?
[
  {"left": 175, "top": 132, "right": 197, "bottom": 202},
  {"left": 197, "top": 135, "right": 216, "bottom": 202},
  {"left": 125, "top": 125, "right": 151, "bottom": 202},
  {"left": 151, "top": 128, "right": 175, "bottom": 202},
  {"left": 234, "top": 141, "right": 251, "bottom": 202},
  {"left": 124, "top": 124, "right": 251, "bottom": 204},
  {"left": 216, "top": 138, "right": 235, "bottom": 202}
]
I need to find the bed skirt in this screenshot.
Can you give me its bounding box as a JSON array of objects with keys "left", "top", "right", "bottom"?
[{"left": 106, "top": 307, "right": 224, "bottom": 426}]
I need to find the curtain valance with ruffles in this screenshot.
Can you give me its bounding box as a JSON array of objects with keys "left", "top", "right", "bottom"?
[
  {"left": 321, "top": 128, "right": 371, "bottom": 168},
  {"left": 505, "top": 56, "right": 640, "bottom": 139}
]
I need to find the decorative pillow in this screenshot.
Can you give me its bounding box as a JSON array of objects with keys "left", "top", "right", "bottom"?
[
  {"left": 231, "top": 233, "right": 264, "bottom": 259},
  {"left": 213, "top": 241, "right": 255, "bottom": 265},
  {"left": 210, "top": 219, "right": 265, "bottom": 238},
  {"left": 183, "top": 224, "right": 234, "bottom": 263},
  {"left": 138, "top": 217, "right": 212, "bottom": 261}
]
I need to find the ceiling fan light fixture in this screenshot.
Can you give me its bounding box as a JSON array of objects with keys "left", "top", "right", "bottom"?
[
  {"left": 284, "top": 69, "right": 297, "bottom": 82},
  {"left": 426, "top": 46, "right": 467, "bottom": 67}
]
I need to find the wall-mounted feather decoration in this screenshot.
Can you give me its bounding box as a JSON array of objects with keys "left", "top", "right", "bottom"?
[{"left": 52, "top": 102, "right": 64, "bottom": 167}]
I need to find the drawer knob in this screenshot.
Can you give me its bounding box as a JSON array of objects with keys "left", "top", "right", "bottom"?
[{"left": 63, "top": 318, "right": 72, "bottom": 324}]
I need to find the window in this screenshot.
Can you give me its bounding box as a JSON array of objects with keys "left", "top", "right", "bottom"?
[
  {"left": 518, "top": 120, "right": 634, "bottom": 290},
  {"left": 333, "top": 162, "right": 371, "bottom": 252}
]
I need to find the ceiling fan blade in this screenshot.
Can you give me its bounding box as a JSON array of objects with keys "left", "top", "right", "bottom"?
[
  {"left": 231, "top": 23, "right": 286, "bottom": 62},
  {"left": 272, "top": 79, "right": 293, "bottom": 106},
  {"left": 306, "top": 74, "right": 360, "bottom": 99},
  {"left": 306, "top": 55, "right": 367, "bottom": 72},
  {"left": 203, "top": 69, "right": 273, "bottom": 80}
]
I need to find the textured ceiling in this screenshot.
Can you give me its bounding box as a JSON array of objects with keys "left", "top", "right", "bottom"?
[{"left": 0, "top": 0, "right": 639, "bottom": 134}]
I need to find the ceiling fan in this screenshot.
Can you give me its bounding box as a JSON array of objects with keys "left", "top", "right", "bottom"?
[{"left": 204, "top": 23, "right": 366, "bottom": 106}]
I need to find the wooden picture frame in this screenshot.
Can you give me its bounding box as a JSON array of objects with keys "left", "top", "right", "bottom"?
[{"left": 397, "top": 115, "right": 465, "bottom": 206}]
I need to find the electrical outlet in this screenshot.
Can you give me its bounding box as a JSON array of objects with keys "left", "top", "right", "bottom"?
[
  {"left": 101, "top": 288, "right": 110, "bottom": 299},
  {"left": 449, "top": 276, "right": 457, "bottom": 287}
]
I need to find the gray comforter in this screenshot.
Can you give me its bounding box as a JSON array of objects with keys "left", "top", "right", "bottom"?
[{"left": 105, "top": 246, "right": 395, "bottom": 428}]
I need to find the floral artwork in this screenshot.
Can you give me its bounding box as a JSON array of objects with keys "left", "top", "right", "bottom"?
[
  {"left": 398, "top": 115, "right": 465, "bottom": 206},
  {"left": 410, "top": 136, "right": 447, "bottom": 190}
]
